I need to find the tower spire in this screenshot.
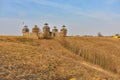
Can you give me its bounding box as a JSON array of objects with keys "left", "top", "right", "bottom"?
[{"left": 22, "top": 21, "right": 25, "bottom": 26}]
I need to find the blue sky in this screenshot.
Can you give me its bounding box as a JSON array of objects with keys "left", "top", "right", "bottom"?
[{"left": 0, "top": 0, "right": 120, "bottom": 36}]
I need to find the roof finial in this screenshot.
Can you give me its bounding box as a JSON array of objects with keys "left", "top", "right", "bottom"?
[
  {"left": 62, "top": 25, "right": 66, "bottom": 28},
  {"left": 44, "top": 23, "right": 48, "bottom": 25},
  {"left": 54, "top": 26, "right": 56, "bottom": 29}
]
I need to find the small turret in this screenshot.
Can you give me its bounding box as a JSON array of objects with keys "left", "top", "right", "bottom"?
[
  {"left": 22, "top": 26, "right": 29, "bottom": 33},
  {"left": 60, "top": 25, "right": 67, "bottom": 37},
  {"left": 22, "top": 25, "right": 29, "bottom": 37},
  {"left": 43, "top": 23, "right": 50, "bottom": 38},
  {"left": 32, "top": 25, "right": 40, "bottom": 33},
  {"left": 52, "top": 26, "right": 58, "bottom": 37},
  {"left": 43, "top": 23, "right": 50, "bottom": 32},
  {"left": 52, "top": 26, "right": 58, "bottom": 32}
]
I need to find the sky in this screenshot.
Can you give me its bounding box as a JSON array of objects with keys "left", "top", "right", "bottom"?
[{"left": 0, "top": 0, "right": 120, "bottom": 36}]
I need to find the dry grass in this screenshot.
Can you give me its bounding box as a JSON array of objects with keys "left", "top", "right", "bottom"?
[
  {"left": 0, "top": 36, "right": 120, "bottom": 80},
  {"left": 59, "top": 37, "right": 120, "bottom": 72}
]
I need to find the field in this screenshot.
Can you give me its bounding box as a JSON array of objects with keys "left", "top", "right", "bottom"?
[{"left": 0, "top": 36, "right": 120, "bottom": 80}]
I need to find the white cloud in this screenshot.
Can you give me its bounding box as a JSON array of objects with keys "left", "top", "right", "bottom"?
[{"left": 30, "top": 0, "right": 120, "bottom": 20}]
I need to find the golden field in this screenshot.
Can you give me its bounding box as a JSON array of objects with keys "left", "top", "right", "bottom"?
[{"left": 0, "top": 36, "right": 120, "bottom": 80}]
